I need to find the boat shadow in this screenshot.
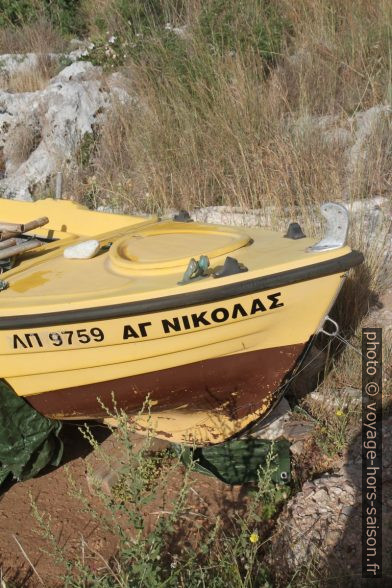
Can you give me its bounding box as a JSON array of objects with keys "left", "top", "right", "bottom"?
[
  {"left": 59, "top": 420, "right": 112, "bottom": 465},
  {"left": 289, "top": 263, "right": 378, "bottom": 401}
]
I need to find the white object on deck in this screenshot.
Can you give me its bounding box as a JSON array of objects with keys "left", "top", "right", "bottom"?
[{"left": 64, "top": 240, "right": 100, "bottom": 259}]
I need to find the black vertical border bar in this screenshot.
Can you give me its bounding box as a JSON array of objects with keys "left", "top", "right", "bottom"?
[{"left": 362, "top": 327, "right": 382, "bottom": 578}]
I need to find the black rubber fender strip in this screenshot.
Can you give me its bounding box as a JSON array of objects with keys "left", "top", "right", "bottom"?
[{"left": 0, "top": 250, "right": 364, "bottom": 330}]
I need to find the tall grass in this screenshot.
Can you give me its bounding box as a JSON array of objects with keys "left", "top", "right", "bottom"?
[
  {"left": 68, "top": 1, "right": 391, "bottom": 218},
  {"left": 0, "top": 0, "right": 85, "bottom": 39},
  {"left": 0, "top": 17, "right": 67, "bottom": 53},
  {"left": 2, "top": 54, "right": 59, "bottom": 92}
]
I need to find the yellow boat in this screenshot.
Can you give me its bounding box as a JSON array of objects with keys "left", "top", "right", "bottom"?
[{"left": 0, "top": 198, "right": 363, "bottom": 444}]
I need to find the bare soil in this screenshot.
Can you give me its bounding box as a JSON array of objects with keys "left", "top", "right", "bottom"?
[
  {"left": 0, "top": 424, "right": 252, "bottom": 587},
  {"left": 0, "top": 424, "right": 114, "bottom": 586}
]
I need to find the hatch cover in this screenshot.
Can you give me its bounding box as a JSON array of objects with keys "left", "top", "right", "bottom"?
[{"left": 109, "top": 221, "right": 251, "bottom": 272}]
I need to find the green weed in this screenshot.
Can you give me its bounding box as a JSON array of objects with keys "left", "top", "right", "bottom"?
[
  {"left": 30, "top": 404, "right": 287, "bottom": 587},
  {"left": 0, "top": 0, "right": 84, "bottom": 36}
]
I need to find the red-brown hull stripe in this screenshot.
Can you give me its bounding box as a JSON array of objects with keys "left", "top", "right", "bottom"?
[{"left": 26, "top": 343, "right": 305, "bottom": 423}]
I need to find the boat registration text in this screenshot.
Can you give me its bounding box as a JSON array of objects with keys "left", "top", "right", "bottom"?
[{"left": 10, "top": 292, "right": 284, "bottom": 350}]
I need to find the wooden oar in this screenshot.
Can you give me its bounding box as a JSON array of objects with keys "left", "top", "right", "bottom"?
[
  {"left": 0, "top": 217, "right": 49, "bottom": 240},
  {"left": 0, "top": 238, "right": 17, "bottom": 250},
  {"left": 0, "top": 239, "right": 43, "bottom": 261},
  {"left": 0, "top": 221, "right": 23, "bottom": 233},
  {"left": 22, "top": 216, "right": 49, "bottom": 233}
]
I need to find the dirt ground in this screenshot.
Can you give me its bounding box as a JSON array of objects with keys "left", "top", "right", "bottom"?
[
  {"left": 0, "top": 424, "right": 113, "bottom": 586},
  {"left": 0, "top": 424, "right": 251, "bottom": 587}
]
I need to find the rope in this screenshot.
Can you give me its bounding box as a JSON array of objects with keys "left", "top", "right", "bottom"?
[{"left": 334, "top": 332, "right": 365, "bottom": 359}]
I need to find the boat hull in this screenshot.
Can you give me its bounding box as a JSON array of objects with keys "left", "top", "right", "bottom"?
[
  {"left": 1, "top": 271, "right": 346, "bottom": 444},
  {"left": 0, "top": 197, "right": 364, "bottom": 445},
  {"left": 27, "top": 342, "right": 305, "bottom": 444}
]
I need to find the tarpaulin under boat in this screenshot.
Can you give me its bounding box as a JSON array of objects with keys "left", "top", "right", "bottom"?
[{"left": 0, "top": 379, "right": 62, "bottom": 486}]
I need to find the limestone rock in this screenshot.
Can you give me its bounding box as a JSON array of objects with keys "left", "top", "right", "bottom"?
[
  {"left": 283, "top": 420, "right": 316, "bottom": 442},
  {"left": 0, "top": 50, "right": 86, "bottom": 86},
  {"left": 269, "top": 416, "right": 392, "bottom": 585},
  {"left": 245, "top": 397, "right": 291, "bottom": 440},
  {"left": 289, "top": 440, "right": 304, "bottom": 457},
  {"left": 0, "top": 59, "right": 133, "bottom": 201}
]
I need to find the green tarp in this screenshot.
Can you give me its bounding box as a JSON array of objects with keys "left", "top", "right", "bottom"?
[
  {"left": 0, "top": 380, "right": 63, "bottom": 487},
  {"left": 177, "top": 437, "right": 291, "bottom": 485}
]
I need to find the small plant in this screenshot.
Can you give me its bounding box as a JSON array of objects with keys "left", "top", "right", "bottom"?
[
  {"left": 77, "top": 131, "right": 98, "bottom": 168},
  {"left": 198, "top": 0, "right": 286, "bottom": 63},
  {"left": 0, "top": 0, "right": 84, "bottom": 36},
  {"left": 255, "top": 445, "right": 290, "bottom": 520},
  {"left": 0, "top": 0, "right": 37, "bottom": 28},
  {"left": 29, "top": 400, "right": 289, "bottom": 586},
  {"left": 80, "top": 33, "right": 128, "bottom": 69},
  {"left": 302, "top": 368, "right": 360, "bottom": 459},
  {"left": 314, "top": 408, "right": 352, "bottom": 457}
]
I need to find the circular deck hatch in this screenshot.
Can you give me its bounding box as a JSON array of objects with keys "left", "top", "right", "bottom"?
[{"left": 109, "top": 222, "right": 251, "bottom": 272}]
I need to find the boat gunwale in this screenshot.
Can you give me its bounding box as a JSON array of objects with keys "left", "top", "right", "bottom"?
[{"left": 0, "top": 250, "right": 363, "bottom": 330}]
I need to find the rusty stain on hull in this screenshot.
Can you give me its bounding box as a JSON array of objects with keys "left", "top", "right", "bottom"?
[{"left": 26, "top": 343, "right": 304, "bottom": 442}]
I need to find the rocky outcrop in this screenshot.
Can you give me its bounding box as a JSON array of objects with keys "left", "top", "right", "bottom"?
[
  {"left": 269, "top": 416, "right": 392, "bottom": 585},
  {"left": 0, "top": 59, "right": 132, "bottom": 200},
  {"left": 191, "top": 195, "right": 390, "bottom": 233},
  {"left": 0, "top": 42, "right": 390, "bottom": 208},
  {"left": 0, "top": 49, "right": 84, "bottom": 83}
]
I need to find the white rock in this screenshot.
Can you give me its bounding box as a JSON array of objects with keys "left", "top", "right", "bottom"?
[
  {"left": 345, "top": 195, "right": 388, "bottom": 213},
  {"left": 0, "top": 53, "right": 48, "bottom": 82},
  {"left": 244, "top": 397, "right": 291, "bottom": 440},
  {"left": 288, "top": 105, "right": 392, "bottom": 200},
  {"left": 106, "top": 71, "right": 135, "bottom": 104},
  {"left": 0, "top": 51, "right": 88, "bottom": 87},
  {"left": 348, "top": 105, "right": 391, "bottom": 176},
  {"left": 64, "top": 240, "right": 100, "bottom": 259},
  {"left": 191, "top": 206, "right": 273, "bottom": 228},
  {"left": 0, "top": 58, "right": 133, "bottom": 200},
  {"left": 269, "top": 416, "right": 392, "bottom": 583},
  {"left": 54, "top": 61, "right": 102, "bottom": 82},
  {"left": 290, "top": 440, "right": 304, "bottom": 457}
]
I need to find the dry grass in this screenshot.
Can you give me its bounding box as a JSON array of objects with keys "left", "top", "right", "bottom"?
[
  {"left": 4, "top": 55, "right": 59, "bottom": 93},
  {"left": 3, "top": 118, "right": 41, "bottom": 168},
  {"left": 0, "top": 18, "right": 67, "bottom": 54},
  {"left": 69, "top": 0, "right": 391, "bottom": 216},
  {"left": 0, "top": 16, "right": 65, "bottom": 93}
]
